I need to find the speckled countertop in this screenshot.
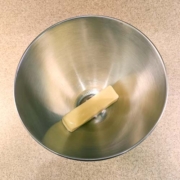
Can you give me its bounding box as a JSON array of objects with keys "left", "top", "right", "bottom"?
[{"left": 0, "top": 0, "right": 180, "bottom": 179}]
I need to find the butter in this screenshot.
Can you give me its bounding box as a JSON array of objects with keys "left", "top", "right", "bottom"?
[{"left": 62, "top": 86, "right": 119, "bottom": 132}]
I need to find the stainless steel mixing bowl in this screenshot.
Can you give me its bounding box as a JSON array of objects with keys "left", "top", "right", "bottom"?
[{"left": 14, "top": 16, "right": 167, "bottom": 161}]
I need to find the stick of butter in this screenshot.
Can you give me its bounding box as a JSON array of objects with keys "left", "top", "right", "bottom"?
[{"left": 62, "top": 86, "right": 119, "bottom": 132}]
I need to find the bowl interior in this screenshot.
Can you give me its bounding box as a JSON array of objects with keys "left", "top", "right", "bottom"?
[{"left": 15, "top": 17, "right": 167, "bottom": 160}]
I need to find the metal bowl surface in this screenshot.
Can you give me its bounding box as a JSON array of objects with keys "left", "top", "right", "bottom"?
[{"left": 14, "top": 16, "right": 167, "bottom": 161}]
